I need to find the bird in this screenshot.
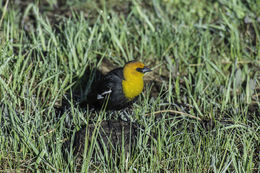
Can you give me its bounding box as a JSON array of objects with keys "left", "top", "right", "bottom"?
[{"left": 81, "top": 61, "right": 152, "bottom": 110}]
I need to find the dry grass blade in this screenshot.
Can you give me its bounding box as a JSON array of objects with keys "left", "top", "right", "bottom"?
[{"left": 145, "top": 110, "right": 202, "bottom": 121}]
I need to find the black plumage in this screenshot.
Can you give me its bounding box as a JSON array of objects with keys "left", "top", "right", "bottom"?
[
  {"left": 81, "top": 61, "right": 151, "bottom": 110},
  {"left": 85, "top": 68, "right": 133, "bottom": 110}
]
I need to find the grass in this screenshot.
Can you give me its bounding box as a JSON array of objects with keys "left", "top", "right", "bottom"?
[{"left": 0, "top": 0, "right": 259, "bottom": 172}]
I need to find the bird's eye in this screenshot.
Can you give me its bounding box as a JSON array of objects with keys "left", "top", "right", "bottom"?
[
  {"left": 136, "top": 68, "right": 143, "bottom": 73},
  {"left": 136, "top": 67, "right": 152, "bottom": 73}
]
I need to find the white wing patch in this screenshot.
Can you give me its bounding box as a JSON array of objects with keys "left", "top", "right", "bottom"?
[{"left": 97, "top": 89, "right": 112, "bottom": 100}]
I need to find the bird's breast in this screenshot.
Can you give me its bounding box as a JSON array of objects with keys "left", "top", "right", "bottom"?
[{"left": 122, "top": 78, "right": 144, "bottom": 100}]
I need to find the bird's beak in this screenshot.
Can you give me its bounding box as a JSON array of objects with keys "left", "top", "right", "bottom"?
[{"left": 137, "top": 66, "right": 152, "bottom": 73}]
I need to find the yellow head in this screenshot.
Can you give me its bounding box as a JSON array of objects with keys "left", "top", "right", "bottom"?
[{"left": 122, "top": 61, "right": 151, "bottom": 100}]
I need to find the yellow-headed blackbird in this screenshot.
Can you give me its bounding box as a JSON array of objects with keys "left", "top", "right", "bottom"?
[{"left": 84, "top": 61, "right": 151, "bottom": 110}]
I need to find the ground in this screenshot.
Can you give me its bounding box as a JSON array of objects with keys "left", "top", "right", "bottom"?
[{"left": 0, "top": 0, "right": 259, "bottom": 172}]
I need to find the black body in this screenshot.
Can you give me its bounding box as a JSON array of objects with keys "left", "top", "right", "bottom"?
[{"left": 85, "top": 68, "right": 136, "bottom": 110}]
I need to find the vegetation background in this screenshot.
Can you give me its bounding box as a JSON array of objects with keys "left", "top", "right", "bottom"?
[{"left": 0, "top": 0, "right": 259, "bottom": 172}]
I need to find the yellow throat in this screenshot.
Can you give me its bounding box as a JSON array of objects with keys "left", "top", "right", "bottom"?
[{"left": 122, "top": 63, "right": 145, "bottom": 100}]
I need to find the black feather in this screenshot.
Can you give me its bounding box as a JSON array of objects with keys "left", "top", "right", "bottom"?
[{"left": 82, "top": 68, "right": 135, "bottom": 110}]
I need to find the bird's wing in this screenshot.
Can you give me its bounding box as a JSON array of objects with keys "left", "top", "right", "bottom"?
[
  {"left": 96, "top": 88, "right": 112, "bottom": 100},
  {"left": 95, "top": 68, "right": 124, "bottom": 100}
]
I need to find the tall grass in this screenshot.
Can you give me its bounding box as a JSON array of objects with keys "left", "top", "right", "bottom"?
[{"left": 0, "top": 0, "right": 259, "bottom": 172}]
